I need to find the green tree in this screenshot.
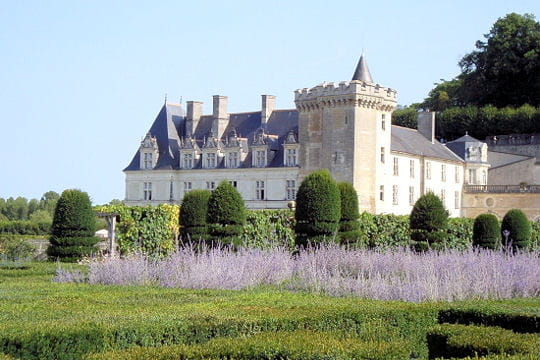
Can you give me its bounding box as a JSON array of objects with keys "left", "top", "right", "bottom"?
[
  {"left": 410, "top": 192, "right": 449, "bottom": 250},
  {"left": 501, "top": 209, "right": 532, "bottom": 250},
  {"left": 295, "top": 169, "right": 341, "bottom": 246},
  {"left": 472, "top": 213, "right": 501, "bottom": 249},
  {"left": 39, "top": 191, "right": 60, "bottom": 217},
  {"left": 336, "top": 182, "right": 361, "bottom": 246},
  {"left": 391, "top": 106, "right": 418, "bottom": 129},
  {"left": 46, "top": 189, "right": 99, "bottom": 262},
  {"left": 458, "top": 13, "right": 540, "bottom": 107},
  {"left": 180, "top": 190, "right": 211, "bottom": 242},
  {"left": 207, "top": 181, "right": 246, "bottom": 246},
  {"left": 420, "top": 78, "right": 463, "bottom": 111}
]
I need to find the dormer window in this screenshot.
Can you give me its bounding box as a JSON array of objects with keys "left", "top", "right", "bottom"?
[
  {"left": 139, "top": 132, "right": 158, "bottom": 170},
  {"left": 286, "top": 148, "right": 297, "bottom": 166},
  {"left": 255, "top": 150, "right": 266, "bottom": 167},
  {"left": 206, "top": 152, "right": 217, "bottom": 168},
  {"left": 228, "top": 152, "right": 239, "bottom": 168},
  {"left": 183, "top": 153, "right": 193, "bottom": 169}
]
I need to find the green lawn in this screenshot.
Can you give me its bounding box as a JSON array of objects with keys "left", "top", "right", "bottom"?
[{"left": 0, "top": 262, "right": 538, "bottom": 360}]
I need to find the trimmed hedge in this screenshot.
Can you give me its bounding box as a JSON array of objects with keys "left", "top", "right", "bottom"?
[
  {"left": 180, "top": 190, "right": 211, "bottom": 242},
  {"left": 473, "top": 213, "right": 501, "bottom": 249},
  {"left": 47, "top": 190, "right": 98, "bottom": 262},
  {"left": 410, "top": 192, "right": 449, "bottom": 250},
  {"left": 427, "top": 324, "right": 540, "bottom": 359},
  {"left": 242, "top": 209, "right": 295, "bottom": 250},
  {"left": 84, "top": 330, "right": 410, "bottom": 360},
  {"left": 501, "top": 209, "right": 532, "bottom": 250},
  {"left": 337, "top": 182, "right": 361, "bottom": 245},
  {"left": 0, "top": 221, "right": 51, "bottom": 235},
  {"left": 295, "top": 170, "right": 341, "bottom": 246}
]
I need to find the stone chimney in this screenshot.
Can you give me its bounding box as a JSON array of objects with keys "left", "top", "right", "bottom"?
[
  {"left": 212, "top": 95, "right": 229, "bottom": 138},
  {"left": 417, "top": 111, "right": 436, "bottom": 143},
  {"left": 186, "top": 101, "right": 203, "bottom": 136},
  {"left": 261, "top": 95, "right": 276, "bottom": 126}
]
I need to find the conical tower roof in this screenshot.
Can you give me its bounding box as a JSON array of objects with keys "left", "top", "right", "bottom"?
[{"left": 352, "top": 54, "right": 373, "bottom": 83}]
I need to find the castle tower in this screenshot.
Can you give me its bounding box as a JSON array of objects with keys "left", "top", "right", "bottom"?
[{"left": 294, "top": 55, "right": 397, "bottom": 212}]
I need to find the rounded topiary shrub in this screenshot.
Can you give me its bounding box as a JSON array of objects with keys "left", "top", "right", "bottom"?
[
  {"left": 180, "top": 190, "right": 211, "bottom": 242},
  {"left": 47, "top": 189, "right": 98, "bottom": 262},
  {"left": 337, "top": 182, "right": 361, "bottom": 246},
  {"left": 295, "top": 169, "right": 341, "bottom": 246},
  {"left": 501, "top": 209, "right": 531, "bottom": 250},
  {"left": 410, "top": 192, "right": 448, "bottom": 250},
  {"left": 207, "top": 181, "right": 246, "bottom": 246},
  {"left": 472, "top": 213, "right": 501, "bottom": 249}
]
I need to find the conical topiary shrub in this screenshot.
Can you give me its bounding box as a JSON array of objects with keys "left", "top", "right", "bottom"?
[
  {"left": 472, "top": 213, "right": 501, "bottom": 249},
  {"left": 180, "top": 190, "right": 211, "bottom": 242},
  {"left": 207, "top": 181, "right": 246, "bottom": 246},
  {"left": 501, "top": 209, "right": 531, "bottom": 250},
  {"left": 295, "top": 169, "right": 341, "bottom": 246},
  {"left": 47, "top": 189, "right": 98, "bottom": 262},
  {"left": 410, "top": 192, "right": 448, "bottom": 250},
  {"left": 337, "top": 182, "right": 361, "bottom": 246}
]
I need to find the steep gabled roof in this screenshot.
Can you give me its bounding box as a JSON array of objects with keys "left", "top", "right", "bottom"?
[
  {"left": 391, "top": 125, "right": 463, "bottom": 162},
  {"left": 124, "top": 103, "right": 184, "bottom": 171}
]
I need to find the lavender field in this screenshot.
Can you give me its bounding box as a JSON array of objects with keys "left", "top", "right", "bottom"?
[{"left": 56, "top": 246, "right": 540, "bottom": 303}]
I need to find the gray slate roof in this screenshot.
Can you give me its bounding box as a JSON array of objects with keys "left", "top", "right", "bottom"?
[
  {"left": 125, "top": 104, "right": 465, "bottom": 171},
  {"left": 445, "top": 133, "right": 485, "bottom": 160},
  {"left": 391, "top": 126, "right": 464, "bottom": 162},
  {"left": 487, "top": 150, "right": 533, "bottom": 169}
]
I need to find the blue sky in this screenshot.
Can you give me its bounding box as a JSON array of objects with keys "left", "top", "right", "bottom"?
[{"left": 1, "top": 1, "right": 538, "bottom": 205}]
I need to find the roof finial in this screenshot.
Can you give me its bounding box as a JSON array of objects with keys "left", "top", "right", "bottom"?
[
  {"left": 179, "top": 96, "right": 182, "bottom": 104},
  {"left": 164, "top": 93, "right": 167, "bottom": 104},
  {"left": 465, "top": 131, "right": 468, "bottom": 136}
]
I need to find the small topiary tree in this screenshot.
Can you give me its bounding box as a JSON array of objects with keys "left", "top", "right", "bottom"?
[
  {"left": 501, "top": 209, "right": 531, "bottom": 250},
  {"left": 409, "top": 192, "right": 448, "bottom": 250},
  {"left": 295, "top": 169, "right": 341, "bottom": 246},
  {"left": 472, "top": 213, "right": 501, "bottom": 249},
  {"left": 207, "top": 181, "right": 246, "bottom": 246},
  {"left": 180, "top": 190, "right": 211, "bottom": 242},
  {"left": 47, "top": 189, "right": 99, "bottom": 262},
  {"left": 337, "top": 182, "right": 361, "bottom": 246}
]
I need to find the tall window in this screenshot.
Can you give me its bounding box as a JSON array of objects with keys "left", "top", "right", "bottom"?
[
  {"left": 379, "top": 185, "right": 384, "bottom": 201},
  {"left": 441, "top": 189, "right": 446, "bottom": 205},
  {"left": 441, "top": 164, "right": 446, "bottom": 182},
  {"left": 228, "top": 152, "right": 238, "bottom": 168},
  {"left": 256, "top": 180, "right": 265, "bottom": 200},
  {"left": 229, "top": 180, "right": 237, "bottom": 188},
  {"left": 482, "top": 169, "right": 487, "bottom": 184},
  {"left": 206, "top": 153, "right": 216, "bottom": 168},
  {"left": 143, "top": 182, "right": 152, "bottom": 200},
  {"left": 392, "top": 185, "right": 398, "bottom": 205},
  {"left": 286, "top": 148, "right": 297, "bottom": 166},
  {"left": 468, "top": 169, "right": 477, "bottom": 184},
  {"left": 454, "top": 191, "right": 460, "bottom": 209},
  {"left": 206, "top": 181, "right": 215, "bottom": 190},
  {"left": 410, "top": 160, "right": 415, "bottom": 178},
  {"left": 256, "top": 150, "right": 266, "bottom": 167},
  {"left": 381, "top": 114, "right": 386, "bottom": 130},
  {"left": 183, "top": 153, "right": 193, "bottom": 169},
  {"left": 286, "top": 180, "right": 296, "bottom": 200},
  {"left": 144, "top": 153, "right": 153, "bottom": 169},
  {"left": 393, "top": 157, "right": 399, "bottom": 176},
  {"left": 183, "top": 182, "right": 192, "bottom": 194},
  {"left": 409, "top": 186, "right": 415, "bottom": 205},
  {"left": 426, "top": 161, "right": 431, "bottom": 180},
  {"left": 380, "top": 147, "right": 385, "bottom": 163},
  {"left": 455, "top": 166, "right": 460, "bottom": 183}
]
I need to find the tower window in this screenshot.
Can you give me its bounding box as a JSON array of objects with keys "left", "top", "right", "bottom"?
[
  {"left": 379, "top": 185, "right": 384, "bottom": 201},
  {"left": 256, "top": 180, "right": 265, "bottom": 200},
  {"left": 380, "top": 147, "right": 385, "bottom": 163},
  {"left": 143, "top": 182, "right": 152, "bottom": 200},
  {"left": 382, "top": 114, "right": 386, "bottom": 130}
]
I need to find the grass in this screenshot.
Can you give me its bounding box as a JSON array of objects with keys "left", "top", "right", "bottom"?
[{"left": 0, "top": 262, "right": 538, "bottom": 359}]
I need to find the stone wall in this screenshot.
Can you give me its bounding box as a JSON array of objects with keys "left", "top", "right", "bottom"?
[{"left": 462, "top": 192, "right": 540, "bottom": 221}]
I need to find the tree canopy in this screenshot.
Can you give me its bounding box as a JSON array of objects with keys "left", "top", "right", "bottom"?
[{"left": 420, "top": 13, "right": 539, "bottom": 109}]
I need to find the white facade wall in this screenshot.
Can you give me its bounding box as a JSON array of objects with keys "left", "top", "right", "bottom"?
[{"left": 125, "top": 167, "right": 299, "bottom": 209}]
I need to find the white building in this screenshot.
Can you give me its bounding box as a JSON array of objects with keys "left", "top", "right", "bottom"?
[{"left": 124, "top": 55, "right": 494, "bottom": 217}]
